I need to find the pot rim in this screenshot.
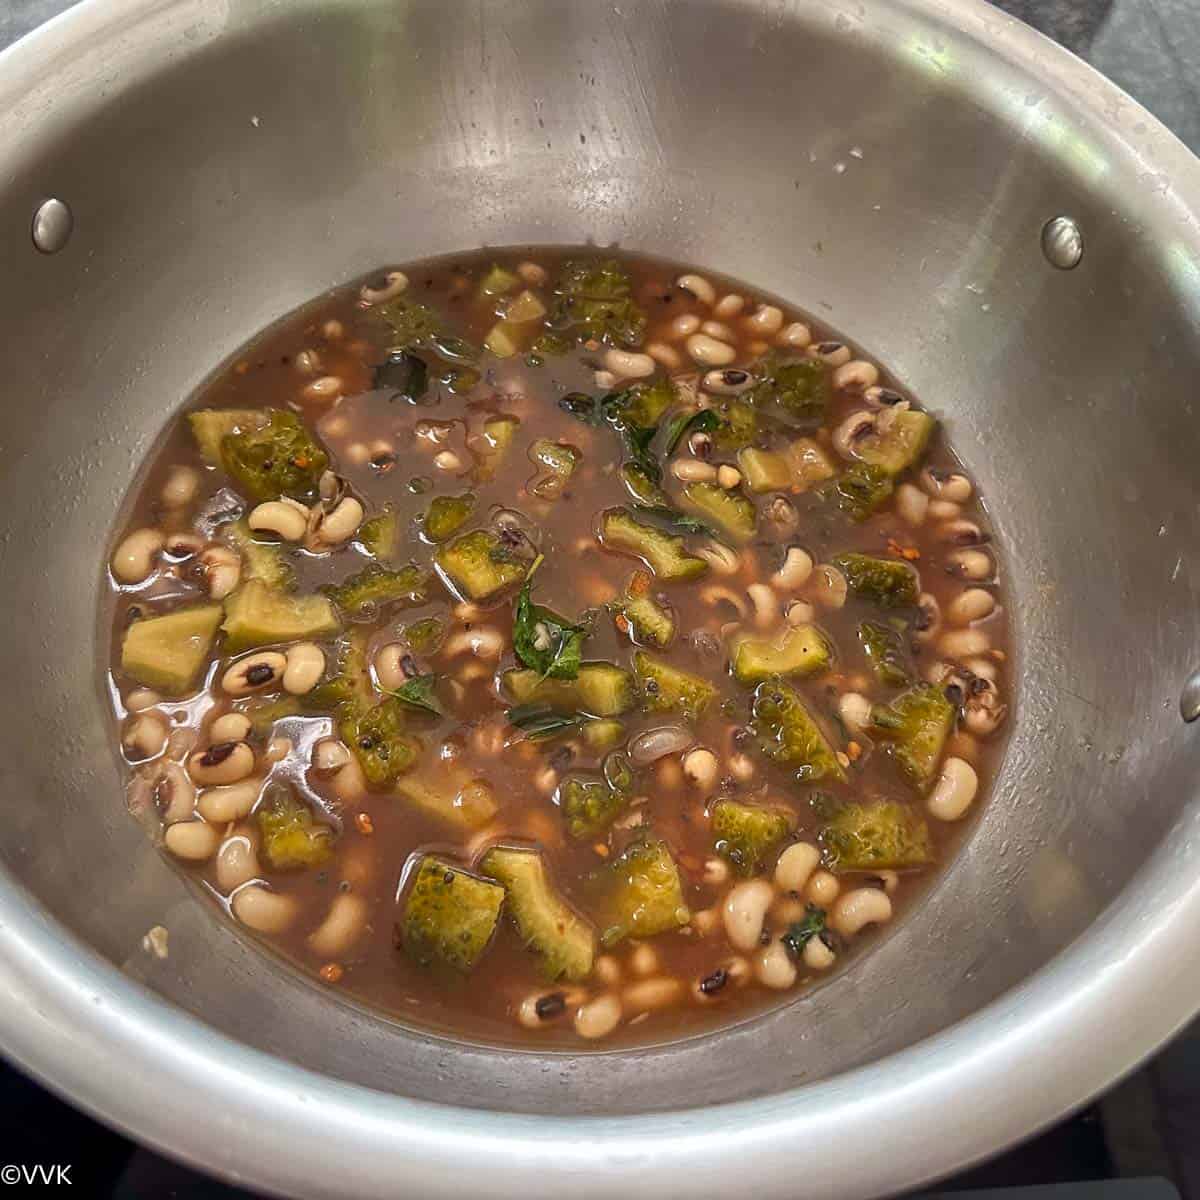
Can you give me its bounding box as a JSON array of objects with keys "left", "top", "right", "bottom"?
[{"left": 2, "top": 1, "right": 1200, "bottom": 1197}]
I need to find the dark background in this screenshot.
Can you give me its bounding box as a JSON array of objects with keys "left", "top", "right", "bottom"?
[{"left": 1, "top": 0, "right": 1198, "bottom": 1195}]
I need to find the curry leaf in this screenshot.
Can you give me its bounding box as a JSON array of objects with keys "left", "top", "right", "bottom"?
[
  {"left": 506, "top": 703, "right": 590, "bottom": 741},
  {"left": 512, "top": 555, "right": 587, "bottom": 680},
  {"left": 391, "top": 673, "right": 444, "bottom": 716},
  {"left": 662, "top": 408, "right": 720, "bottom": 455}
]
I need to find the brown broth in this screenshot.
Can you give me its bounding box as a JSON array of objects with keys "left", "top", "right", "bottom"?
[{"left": 105, "top": 247, "right": 1010, "bottom": 1048}]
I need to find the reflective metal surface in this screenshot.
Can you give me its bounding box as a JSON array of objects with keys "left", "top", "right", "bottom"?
[{"left": 0, "top": 0, "right": 1199, "bottom": 1196}]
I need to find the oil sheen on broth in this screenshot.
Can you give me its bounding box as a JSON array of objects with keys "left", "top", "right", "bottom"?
[{"left": 107, "top": 250, "right": 1009, "bottom": 1046}]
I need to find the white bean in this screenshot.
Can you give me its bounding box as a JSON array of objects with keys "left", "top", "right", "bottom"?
[
  {"left": 316, "top": 496, "right": 363, "bottom": 544},
  {"left": 803, "top": 936, "right": 836, "bottom": 970},
  {"left": 896, "top": 482, "right": 929, "bottom": 527},
  {"left": 686, "top": 333, "right": 736, "bottom": 367},
  {"left": 221, "top": 651, "right": 287, "bottom": 696},
  {"left": 939, "top": 628, "right": 990, "bottom": 658},
  {"left": 232, "top": 884, "right": 297, "bottom": 933},
  {"left": 838, "top": 692, "right": 872, "bottom": 737},
  {"left": 628, "top": 943, "right": 660, "bottom": 977},
  {"left": 920, "top": 469, "right": 973, "bottom": 502},
  {"left": 713, "top": 294, "right": 745, "bottom": 319},
  {"left": 745, "top": 304, "right": 783, "bottom": 335},
  {"left": 777, "top": 321, "right": 812, "bottom": 348},
  {"left": 785, "top": 599, "right": 815, "bottom": 625},
  {"left": 717, "top": 465, "right": 742, "bottom": 489},
  {"left": 125, "top": 688, "right": 162, "bottom": 713},
  {"left": 157, "top": 761, "right": 197, "bottom": 824},
  {"left": 746, "top": 583, "right": 778, "bottom": 629},
  {"left": 668, "top": 313, "right": 702, "bottom": 340},
  {"left": 359, "top": 270, "right": 408, "bottom": 305},
  {"left": 294, "top": 348, "right": 322, "bottom": 375},
  {"left": 806, "top": 870, "right": 840, "bottom": 907},
  {"left": 122, "top": 712, "right": 169, "bottom": 760},
  {"left": 444, "top": 627, "right": 504, "bottom": 660},
  {"left": 831, "top": 360, "right": 879, "bottom": 391},
  {"left": 248, "top": 500, "right": 307, "bottom": 542},
  {"left": 312, "top": 737, "right": 351, "bottom": 773},
  {"left": 283, "top": 642, "right": 326, "bottom": 695},
  {"left": 696, "top": 541, "right": 741, "bottom": 575},
  {"left": 623, "top": 977, "right": 683, "bottom": 1011},
  {"left": 928, "top": 498, "right": 962, "bottom": 521},
  {"left": 516, "top": 261, "right": 548, "bottom": 286},
  {"left": 265, "top": 736, "right": 293, "bottom": 764},
  {"left": 682, "top": 747, "right": 719, "bottom": 795},
  {"left": 927, "top": 756, "right": 978, "bottom": 821},
  {"left": 774, "top": 842, "right": 820, "bottom": 893},
  {"left": 831, "top": 888, "right": 893, "bottom": 937},
  {"left": 188, "top": 741, "right": 255, "bottom": 786},
  {"left": 810, "top": 564, "right": 848, "bottom": 609},
  {"left": 160, "top": 466, "right": 200, "bottom": 508},
  {"left": 676, "top": 273, "right": 716, "bottom": 305},
  {"left": 163, "top": 820, "right": 221, "bottom": 861},
  {"left": 216, "top": 832, "right": 260, "bottom": 893},
  {"left": 727, "top": 752, "right": 756, "bottom": 782},
  {"left": 947, "top": 588, "right": 995, "bottom": 626},
  {"left": 755, "top": 938, "right": 798, "bottom": 989},
  {"left": 603, "top": 348, "right": 656, "bottom": 379},
  {"left": 201, "top": 545, "right": 241, "bottom": 600},
  {"left": 308, "top": 892, "right": 369, "bottom": 958},
  {"left": 772, "top": 546, "right": 813, "bottom": 591},
  {"left": 197, "top": 778, "right": 261, "bottom": 824},
  {"left": 700, "top": 319, "right": 736, "bottom": 342},
  {"left": 210, "top": 712, "right": 251, "bottom": 743},
  {"left": 670, "top": 457, "right": 716, "bottom": 484},
  {"left": 303, "top": 375, "right": 343, "bottom": 401},
  {"left": 645, "top": 341, "right": 683, "bottom": 369},
  {"left": 723, "top": 879, "right": 775, "bottom": 951},
  {"left": 574, "top": 993, "right": 623, "bottom": 1039},
  {"left": 111, "top": 528, "right": 164, "bottom": 583},
  {"left": 947, "top": 548, "right": 993, "bottom": 581},
  {"left": 703, "top": 856, "right": 731, "bottom": 886}
]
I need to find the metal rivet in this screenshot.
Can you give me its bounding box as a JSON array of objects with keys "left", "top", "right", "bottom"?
[
  {"left": 1041, "top": 216, "right": 1082, "bottom": 270},
  {"left": 31, "top": 197, "right": 73, "bottom": 254},
  {"left": 1180, "top": 671, "right": 1200, "bottom": 722}
]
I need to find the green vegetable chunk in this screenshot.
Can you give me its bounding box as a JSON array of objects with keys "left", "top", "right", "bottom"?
[
  {"left": 223, "top": 519, "right": 295, "bottom": 591},
  {"left": 121, "top": 603, "right": 223, "bottom": 696},
  {"left": 323, "top": 562, "right": 430, "bottom": 618},
  {"left": 219, "top": 409, "right": 329, "bottom": 503},
  {"left": 528, "top": 439, "right": 581, "bottom": 499},
  {"left": 472, "top": 415, "right": 521, "bottom": 483},
  {"left": 681, "top": 482, "right": 756, "bottom": 542},
  {"left": 357, "top": 505, "right": 400, "bottom": 560},
  {"left": 423, "top": 493, "right": 476, "bottom": 543},
  {"left": 402, "top": 616, "right": 445, "bottom": 655},
  {"left": 484, "top": 319, "right": 525, "bottom": 358},
  {"left": 854, "top": 408, "right": 936, "bottom": 476},
  {"left": 257, "top": 785, "right": 334, "bottom": 871},
  {"left": 599, "top": 508, "right": 708, "bottom": 581},
  {"left": 608, "top": 378, "right": 675, "bottom": 430},
  {"left": 595, "top": 837, "right": 690, "bottom": 946},
  {"left": 435, "top": 530, "right": 528, "bottom": 601},
  {"left": 737, "top": 446, "right": 792, "bottom": 494},
  {"left": 401, "top": 856, "right": 505, "bottom": 972},
  {"left": 221, "top": 580, "right": 339, "bottom": 652},
  {"left": 750, "top": 680, "right": 846, "bottom": 781},
  {"left": 612, "top": 570, "right": 675, "bottom": 648},
  {"left": 479, "top": 264, "right": 520, "bottom": 299},
  {"left": 818, "top": 797, "right": 934, "bottom": 870},
  {"left": 583, "top": 718, "right": 627, "bottom": 754},
  {"left": 377, "top": 296, "right": 442, "bottom": 350},
  {"left": 303, "top": 626, "right": 372, "bottom": 713},
  {"left": 502, "top": 662, "right": 636, "bottom": 717},
  {"left": 395, "top": 765, "right": 499, "bottom": 831},
  {"left": 620, "top": 462, "right": 671, "bottom": 507},
  {"left": 859, "top": 621, "right": 911, "bottom": 687},
  {"left": 339, "top": 697, "right": 420, "bottom": 789},
  {"left": 713, "top": 399, "right": 759, "bottom": 450},
  {"left": 750, "top": 356, "right": 829, "bottom": 423},
  {"left": 188, "top": 409, "right": 265, "bottom": 465},
  {"left": 731, "top": 624, "right": 833, "bottom": 685},
  {"left": 482, "top": 846, "right": 596, "bottom": 981},
  {"left": 711, "top": 798, "right": 795, "bottom": 875},
  {"left": 548, "top": 259, "right": 646, "bottom": 347},
  {"left": 633, "top": 652, "right": 716, "bottom": 721},
  {"left": 870, "top": 682, "right": 956, "bottom": 790},
  {"left": 832, "top": 462, "right": 895, "bottom": 521},
  {"left": 560, "top": 777, "right": 626, "bottom": 839},
  {"left": 243, "top": 695, "right": 304, "bottom": 735},
  {"left": 833, "top": 553, "right": 919, "bottom": 608}
]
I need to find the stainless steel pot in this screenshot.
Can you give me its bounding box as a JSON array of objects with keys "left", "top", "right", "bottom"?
[{"left": 1, "top": 0, "right": 1199, "bottom": 1195}]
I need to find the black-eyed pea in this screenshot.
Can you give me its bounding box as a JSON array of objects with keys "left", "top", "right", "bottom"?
[
  {"left": 232, "top": 884, "right": 297, "bottom": 933},
  {"left": 830, "top": 887, "right": 893, "bottom": 937},
  {"left": 774, "top": 842, "right": 820, "bottom": 893},
  {"left": 920, "top": 469, "right": 973, "bottom": 503},
  {"left": 111, "top": 528, "right": 164, "bottom": 583},
  {"left": 315, "top": 496, "right": 364, "bottom": 545},
  {"left": 248, "top": 499, "right": 308, "bottom": 542},
  {"left": 283, "top": 642, "right": 326, "bottom": 695},
  {"left": 122, "top": 711, "right": 169, "bottom": 760},
  {"left": 806, "top": 870, "right": 840, "bottom": 907},
  {"left": 754, "top": 937, "right": 798, "bottom": 990},
  {"left": 222, "top": 651, "right": 287, "bottom": 696},
  {"left": 163, "top": 820, "right": 221, "bottom": 862},
  {"left": 947, "top": 588, "right": 996, "bottom": 626},
  {"left": 772, "top": 546, "right": 813, "bottom": 591},
  {"left": 702, "top": 368, "right": 754, "bottom": 396},
  {"left": 216, "top": 830, "right": 260, "bottom": 894},
  {"left": 940, "top": 518, "right": 986, "bottom": 547},
  {"left": 696, "top": 541, "right": 741, "bottom": 575},
  {"left": 187, "top": 740, "right": 255, "bottom": 786},
  {"left": 722, "top": 879, "right": 775, "bottom": 952},
  {"left": 831, "top": 410, "right": 877, "bottom": 460},
  {"left": 831, "top": 360, "right": 879, "bottom": 391},
  {"left": 307, "top": 892, "right": 369, "bottom": 958},
  {"left": 517, "top": 988, "right": 582, "bottom": 1029},
  {"left": 210, "top": 712, "right": 252, "bottom": 743},
  {"left": 197, "top": 778, "right": 262, "bottom": 823},
  {"left": 573, "top": 992, "right": 623, "bottom": 1039},
  {"left": 809, "top": 341, "right": 851, "bottom": 366},
  {"left": 358, "top": 270, "right": 408, "bottom": 305},
  {"left": 927, "top": 756, "right": 978, "bottom": 821}
]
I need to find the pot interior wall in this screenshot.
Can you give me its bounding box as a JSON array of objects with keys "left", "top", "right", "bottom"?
[{"left": 0, "top": 0, "right": 1197, "bottom": 1114}]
